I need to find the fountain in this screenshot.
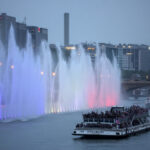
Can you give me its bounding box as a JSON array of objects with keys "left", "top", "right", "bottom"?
[
  {"left": 0, "top": 26, "right": 121, "bottom": 120},
  {"left": 0, "top": 26, "right": 48, "bottom": 120}
]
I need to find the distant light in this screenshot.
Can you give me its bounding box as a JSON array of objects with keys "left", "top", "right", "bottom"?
[
  {"left": 87, "top": 47, "right": 95, "bottom": 50},
  {"left": 10, "top": 65, "right": 14, "bottom": 69},
  {"left": 122, "top": 45, "right": 126, "bottom": 48},
  {"left": 78, "top": 52, "right": 80, "bottom": 56},
  {"left": 128, "top": 45, "right": 132, "bottom": 49},
  {"left": 38, "top": 28, "right": 40, "bottom": 32},
  {"left": 148, "top": 47, "right": 150, "bottom": 50},
  {"left": 40, "top": 71, "right": 44, "bottom": 75},
  {"left": 126, "top": 52, "right": 132, "bottom": 55},
  {"left": 146, "top": 75, "right": 149, "bottom": 80},
  {"left": 52, "top": 72, "right": 56, "bottom": 76},
  {"left": 0, "top": 62, "right": 2, "bottom": 66},
  {"left": 65, "top": 46, "right": 76, "bottom": 50}
]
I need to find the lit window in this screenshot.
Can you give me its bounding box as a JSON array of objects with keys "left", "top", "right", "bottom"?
[
  {"left": 87, "top": 47, "right": 95, "bottom": 50},
  {"left": 126, "top": 52, "right": 132, "bottom": 55},
  {"left": 65, "top": 46, "right": 76, "bottom": 50}
]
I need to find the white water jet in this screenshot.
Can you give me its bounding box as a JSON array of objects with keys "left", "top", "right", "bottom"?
[
  {"left": 0, "top": 25, "right": 121, "bottom": 120},
  {"left": 0, "top": 26, "right": 51, "bottom": 120}
]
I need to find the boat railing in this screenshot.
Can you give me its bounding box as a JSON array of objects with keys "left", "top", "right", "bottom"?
[{"left": 84, "top": 118, "right": 115, "bottom": 123}]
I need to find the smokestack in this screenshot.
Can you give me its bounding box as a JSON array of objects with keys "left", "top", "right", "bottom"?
[{"left": 64, "top": 13, "right": 69, "bottom": 46}]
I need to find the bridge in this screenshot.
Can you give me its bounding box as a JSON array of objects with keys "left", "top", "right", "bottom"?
[{"left": 122, "top": 81, "right": 150, "bottom": 91}]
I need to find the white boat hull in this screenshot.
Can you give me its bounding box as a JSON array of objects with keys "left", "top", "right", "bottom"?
[{"left": 72, "top": 123, "right": 150, "bottom": 138}]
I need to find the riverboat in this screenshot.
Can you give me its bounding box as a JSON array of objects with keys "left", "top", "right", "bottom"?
[{"left": 72, "top": 106, "right": 150, "bottom": 138}]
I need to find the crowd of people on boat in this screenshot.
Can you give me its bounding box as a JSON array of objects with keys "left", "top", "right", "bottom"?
[
  {"left": 77, "top": 105, "right": 149, "bottom": 129},
  {"left": 76, "top": 122, "right": 113, "bottom": 129},
  {"left": 83, "top": 105, "right": 148, "bottom": 122}
]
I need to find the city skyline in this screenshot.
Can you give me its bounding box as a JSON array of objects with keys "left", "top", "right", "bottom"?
[{"left": 1, "top": 0, "right": 150, "bottom": 45}]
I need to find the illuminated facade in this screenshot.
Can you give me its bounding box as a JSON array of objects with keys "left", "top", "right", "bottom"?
[
  {"left": 27, "top": 26, "right": 48, "bottom": 50},
  {"left": 99, "top": 43, "right": 150, "bottom": 71},
  {"left": 82, "top": 43, "right": 96, "bottom": 62},
  {"left": 119, "top": 45, "right": 139, "bottom": 71}
]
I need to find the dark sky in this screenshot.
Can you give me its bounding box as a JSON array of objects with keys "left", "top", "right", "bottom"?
[{"left": 1, "top": 0, "right": 150, "bottom": 45}]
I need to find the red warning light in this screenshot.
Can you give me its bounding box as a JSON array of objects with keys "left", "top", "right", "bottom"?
[{"left": 38, "top": 28, "right": 40, "bottom": 32}]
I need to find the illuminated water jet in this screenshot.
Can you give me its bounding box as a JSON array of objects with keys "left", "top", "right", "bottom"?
[{"left": 0, "top": 26, "right": 121, "bottom": 120}]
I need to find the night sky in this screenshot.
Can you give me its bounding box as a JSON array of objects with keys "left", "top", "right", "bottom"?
[{"left": 1, "top": 0, "right": 150, "bottom": 45}]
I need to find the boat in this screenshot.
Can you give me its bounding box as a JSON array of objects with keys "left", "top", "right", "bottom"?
[
  {"left": 145, "top": 97, "right": 150, "bottom": 109},
  {"left": 72, "top": 105, "right": 150, "bottom": 138}
]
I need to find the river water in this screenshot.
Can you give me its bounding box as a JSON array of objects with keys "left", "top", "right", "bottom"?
[{"left": 0, "top": 110, "right": 150, "bottom": 150}]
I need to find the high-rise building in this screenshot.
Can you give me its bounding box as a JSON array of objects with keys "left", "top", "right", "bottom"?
[
  {"left": 139, "top": 45, "right": 150, "bottom": 71},
  {"left": 118, "top": 44, "right": 140, "bottom": 71},
  {"left": 0, "top": 13, "right": 16, "bottom": 49},
  {"left": 0, "top": 13, "right": 48, "bottom": 50},
  {"left": 16, "top": 22, "right": 27, "bottom": 48},
  {"left": 64, "top": 13, "right": 69, "bottom": 46},
  {"left": 98, "top": 43, "right": 150, "bottom": 72},
  {"left": 27, "top": 26, "right": 48, "bottom": 50}
]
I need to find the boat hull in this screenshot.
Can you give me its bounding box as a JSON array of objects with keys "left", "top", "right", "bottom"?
[{"left": 72, "top": 123, "right": 150, "bottom": 138}]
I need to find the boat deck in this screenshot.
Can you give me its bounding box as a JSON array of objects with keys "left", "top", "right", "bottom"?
[{"left": 73, "top": 122, "right": 150, "bottom": 138}]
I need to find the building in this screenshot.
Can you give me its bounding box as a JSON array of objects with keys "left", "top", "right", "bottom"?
[
  {"left": 27, "top": 26, "right": 48, "bottom": 50},
  {"left": 118, "top": 44, "right": 140, "bottom": 71},
  {"left": 139, "top": 45, "right": 150, "bottom": 71},
  {"left": 61, "top": 45, "right": 78, "bottom": 62},
  {"left": 49, "top": 44, "right": 58, "bottom": 71},
  {"left": 98, "top": 43, "right": 150, "bottom": 72},
  {"left": 40, "top": 28, "right": 48, "bottom": 41},
  {"left": 0, "top": 13, "right": 48, "bottom": 50},
  {"left": 119, "top": 44, "right": 150, "bottom": 72},
  {"left": 16, "top": 22, "right": 27, "bottom": 48},
  {"left": 82, "top": 43, "right": 96, "bottom": 62},
  {"left": 99, "top": 43, "right": 119, "bottom": 62},
  {"left": 0, "top": 13, "right": 16, "bottom": 49}
]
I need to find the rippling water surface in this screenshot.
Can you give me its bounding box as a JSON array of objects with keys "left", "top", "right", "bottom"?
[{"left": 0, "top": 110, "right": 150, "bottom": 150}]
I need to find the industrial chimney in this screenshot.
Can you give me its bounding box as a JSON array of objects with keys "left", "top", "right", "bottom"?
[{"left": 64, "top": 13, "right": 69, "bottom": 46}]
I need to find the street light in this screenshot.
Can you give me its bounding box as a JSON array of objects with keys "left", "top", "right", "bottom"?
[{"left": 52, "top": 72, "right": 56, "bottom": 76}]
